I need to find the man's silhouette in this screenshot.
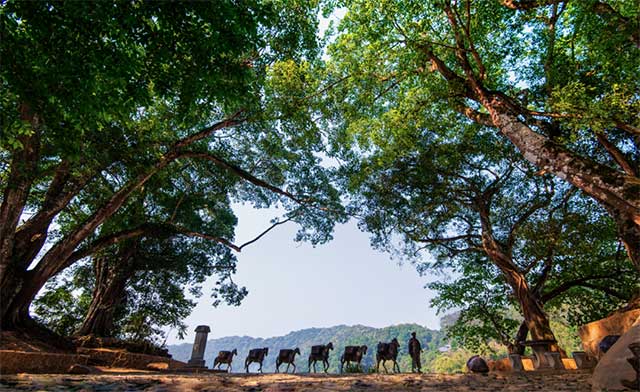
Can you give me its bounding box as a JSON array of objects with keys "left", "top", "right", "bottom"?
[{"left": 408, "top": 331, "right": 422, "bottom": 373}]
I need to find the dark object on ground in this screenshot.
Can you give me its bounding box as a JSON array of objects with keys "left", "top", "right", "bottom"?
[
  {"left": 276, "top": 348, "right": 301, "bottom": 373},
  {"left": 309, "top": 342, "right": 333, "bottom": 373},
  {"left": 341, "top": 345, "right": 368, "bottom": 373},
  {"left": 214, "top": 349, "right": 237, "bottom": 372},
  {"left": 467, "top": 355, "right": 489, "bottom": 373},
  {"left": 245, "top": 348, "right": 269, "bottom": 373},
  {"left": 598, "top": 335, "right": 620, "bottom": 354},
  {"left": 376, "top": 338, "right": 400, "bottom": 373}
]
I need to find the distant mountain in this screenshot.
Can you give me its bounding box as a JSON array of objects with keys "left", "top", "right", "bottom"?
[{"left": 168, "top": 324, "right": 446, "bottom": 373}]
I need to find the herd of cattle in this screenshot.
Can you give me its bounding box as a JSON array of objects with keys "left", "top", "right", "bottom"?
[{"left": 212, "top": 338, "right": 402, "bottom": 373}]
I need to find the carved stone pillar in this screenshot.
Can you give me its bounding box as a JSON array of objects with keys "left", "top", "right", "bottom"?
[{"left": 187, "top": 325, "right": 211, "bottom": 368}]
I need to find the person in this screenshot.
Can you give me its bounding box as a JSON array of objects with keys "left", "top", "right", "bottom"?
[{"left": 408, "top": 331, "right": 422, "bottom": 373}]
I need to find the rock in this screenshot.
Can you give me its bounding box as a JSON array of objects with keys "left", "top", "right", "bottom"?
[
  {"left": 579, "top": 309, "right": 640, "bottom": 358},
  {"left": 467, "top": 355, "right": 489, "bottom": 373},
  {"left": 67, "top": 364, "right": 100, "bottom": 374},
  {"left": 598, "top": 335, "right": 620, "bottom": 354},
  {"left": 591, "top": 317, "right": 640, "bottom": 391}
]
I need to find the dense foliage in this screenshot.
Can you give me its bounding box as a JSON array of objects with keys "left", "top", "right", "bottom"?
[{"left": 0, "top": 0, "right": 344, "bottom": 330}]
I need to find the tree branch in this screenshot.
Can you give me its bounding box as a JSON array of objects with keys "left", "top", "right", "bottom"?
[
  {"left": 595, "top": 131, "right": 638, "bottom": 177},
  {"left": 181, "top": 151, "right": 305, "bottom": 204}
]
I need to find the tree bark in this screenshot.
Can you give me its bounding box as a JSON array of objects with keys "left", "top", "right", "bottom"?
[
  {"left": 0, "top": 106, "right": 41, "bottom": 319},
  {"left": 477, "top": 199, "right": 560, "bottom": 352},
  {"left": 482, "top": 99, "right": 640, "bottom": 270},
  {"left": 0, "top": 115, "right": 241, "bottom": 328},
  {"left": 76, "top": 247, "right": 136, "bottom": 337}
]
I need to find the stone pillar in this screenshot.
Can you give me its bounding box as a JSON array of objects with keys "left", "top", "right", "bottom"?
[
  {"left": 572, "top": 351, "right": 597, "bottom": 369},
  {"left": 544, "top": 352, "right": 565, "bottom": 370},
  {"left": 508, "top": 354, "right": 524, "bottom": 371},
  {"left": 187, "top": 325, "right": 211, "bottom": 368}
]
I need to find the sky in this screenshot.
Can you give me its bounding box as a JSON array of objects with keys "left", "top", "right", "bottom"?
[{"left": 167, "top": 203, "right": 443, "bottom": 345}]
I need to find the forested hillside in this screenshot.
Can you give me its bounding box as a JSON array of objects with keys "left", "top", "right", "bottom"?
[{"left": 168, "top": 324, "right": 446, "bottom": 373}]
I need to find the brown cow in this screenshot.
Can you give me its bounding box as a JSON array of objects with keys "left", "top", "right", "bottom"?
[
  {"left": 376, "top": 338, "right": 400, "bottom": 373},
  {"left": 276, "top": 347, "right": 301, "bottom": 373},
  {"left": 245, "top": 347, "right": 269, "bottom": 373},
  {"left": 308, "top": 342, "right": 334, "bottom": 373},
  {"left": 340, "top": 345, "right": 368, "bottom": 373},
  {"left": 213, "top": 349, "right": 237, "bottom": 372}
]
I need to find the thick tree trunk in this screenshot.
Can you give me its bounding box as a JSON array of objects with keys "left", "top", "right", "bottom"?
[
  {"left": 478, "top": 201, "right": 560, "bottom": 352},
  {"left": 0, "top": 116, "right": 241, "bottom": 328},
  {"left": 0, "top": 107, "right": 41, "bottom": 319},
  {"left": 484, "top": 101, "right": 640, "bottom": 269},
  {"left": 76, "top": 253, "right": 134, "bottom": 337}
]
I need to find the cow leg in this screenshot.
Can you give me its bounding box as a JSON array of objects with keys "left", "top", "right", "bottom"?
[
  {"left": 245, "top": 359, "right": 250, "bottom": 373},
  {"left": 394, "top": 360, "right": 400, "bottom": 373},
  {"left": 308, "top": 357, "right": 312, "bottom": 373},
  {"left": 276, "top": 360, "right": 280, "bottom": 373},
  {"left": 292, "top": 362, "right": 296, "bottom": 373},
  {"left": 382, "top": 360, "right": 389, "bottom": 373},
  {"left": 259, "top": 360, "right": 264, "bottom": 373}
]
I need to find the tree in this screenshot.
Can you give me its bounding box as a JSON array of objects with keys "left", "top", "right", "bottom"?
[
  {"left": 1, "top": 0, "right": 344, "bottom": 329},
  {"left": 324, "top": 0, "right": 639, "bottom": 268},
  {"left": 337, "top": 116, "right": 637, "bottom": 353}
]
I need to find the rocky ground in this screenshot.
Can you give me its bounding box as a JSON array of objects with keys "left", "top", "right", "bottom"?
[{"left": 0, "top": 370, "right": 592, "bottom": 391}]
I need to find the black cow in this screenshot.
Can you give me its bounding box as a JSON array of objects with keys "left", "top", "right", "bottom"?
[
  {"left": 245, "top": 347, "right": 269, "bottom": 373},
  {"left": 340, "top": 345, "right": 368, "bottom": 373},
  {"left": 376, "top": 338, "right": 400, "bottom": 373},
  {"left": 213, "top": 348, "right": 237, "bottom": 372},
  {"left": 308, "top": 342, "right": 334, "bottom": 373},
  {"left": 276, "top": 348, "right": 301, "bottom": 373}
]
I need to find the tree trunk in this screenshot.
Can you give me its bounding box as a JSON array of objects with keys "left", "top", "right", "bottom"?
[
  {"left": 509, "top": 321, "right": 529, "bottom": 355},
  {"left": 76, "top": 252, "right": 135, "bottom": 337},
  {"left": 0, "top": 116, "right": 240, "bottom": 328},
  {"left": 0, "top": 107, "right": 41, "bottom": 319},
  {"left": 478, "top": 200, "right": 560, "bottom": 352},
  {"left": 483, "top": 100, "right": 640, "bottom": 270}
]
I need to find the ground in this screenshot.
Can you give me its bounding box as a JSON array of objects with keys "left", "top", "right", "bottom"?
[{"left": 0, "top": 370, "right": 592, "bottom": 391}]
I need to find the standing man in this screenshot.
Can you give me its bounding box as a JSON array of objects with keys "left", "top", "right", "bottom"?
[{"left": 408, "top": 331, "right": 422, "bottom": 373}]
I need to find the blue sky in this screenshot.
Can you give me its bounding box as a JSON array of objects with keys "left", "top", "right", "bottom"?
[{"left": 167, "top": 203, "right": 443, "bottom": 345}]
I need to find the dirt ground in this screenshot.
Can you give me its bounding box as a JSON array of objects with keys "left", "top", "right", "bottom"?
[{"left": 0, "top": 370, "right": 592, "bottom": 391}]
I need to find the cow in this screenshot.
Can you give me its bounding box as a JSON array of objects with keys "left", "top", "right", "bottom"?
[
  {"left": 340, "top": 345, "right": 368, "bottom": 373},
  {"left": 213, "top": 348, "right": 237, "bottom": 372},
  {"left": 376, "top": 338, "right": 400, "bottom": 373},
  {"left": 276, "top": 347, "right": 301, "bottom": 373},
  {"left": 245, "top": 347, "right": 269, "bottom": 373},
  {"left": 308, "top": 342, "right": 334, "bottom": 373}
]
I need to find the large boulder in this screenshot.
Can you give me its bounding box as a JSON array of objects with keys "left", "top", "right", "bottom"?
[
  {"left": 467, "top": 355, "right": 489, "bottom": 373},
  {"left": 591, "top": 317, "right": 640, "bottom": 391},
  {"left": 579, "top": 309, "right": 640, "bottom": 358}
]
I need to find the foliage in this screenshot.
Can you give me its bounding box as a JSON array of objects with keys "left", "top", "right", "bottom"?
[
  {"left": 1, "top": 0, "right": 347, "bottom": 328},
  {"left": 428, "top": 349, "right": 472, "bottom": 374}
]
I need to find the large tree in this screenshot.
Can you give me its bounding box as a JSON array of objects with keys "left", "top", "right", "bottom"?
[
  {"left": 324, "top": 0, "right": 639, "bottom": 268},
  {"left": 0, "top": 1, "right": 344, "bottom": 329}
]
